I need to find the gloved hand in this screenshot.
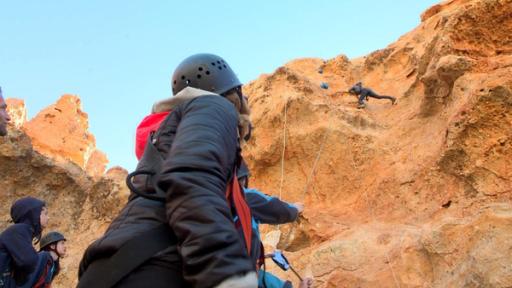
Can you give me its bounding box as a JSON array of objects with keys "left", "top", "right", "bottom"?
[{"left": 293, "top": 202, "right": 305, "bottom": 213}]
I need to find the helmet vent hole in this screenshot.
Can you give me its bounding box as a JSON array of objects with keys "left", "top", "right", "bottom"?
[
  {"left": 223, "top": 65, "right": 227, "bottom": 68},
  {"left": 173, "top": 80, "right": 176, "bottom": 85},
  {"left": 218, "top": 66, "right": 222, "bottom": 70},
  {"left": 198, "top": 67, "right": 203, "bottom": 71},
  {"left": 181, "top": 75, "right": 185, "bottom": 80},
  {"left": 206, "top": 71, "right": 210, "bottom": 75},
  {"left": 211, "top": 62, "right": 216, "bottom": 66},
  {"left": 217, "top": 61, "right": 221, "bottom": 64},
  {"left": 197, "top": 74, "right": 202, "bottom": 79},
  {"left": 186, "top": 79, "right": 191, "bottom": 84}
]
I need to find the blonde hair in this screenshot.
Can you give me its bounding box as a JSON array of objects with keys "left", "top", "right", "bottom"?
[{"left": 224, "top": 89, "right": 251, "bottom": 146}]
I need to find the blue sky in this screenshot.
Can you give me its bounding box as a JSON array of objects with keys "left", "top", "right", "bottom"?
[{"left": 0, "top": 0, "right": 439, "bottom": 171}]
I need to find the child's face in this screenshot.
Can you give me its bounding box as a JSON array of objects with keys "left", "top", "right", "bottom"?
[
  {"left": 40, "top": 207, "right": 49, "bottom": 228},
  {"left": 56, "top": 240, "right": 67, "bottom": 257}
]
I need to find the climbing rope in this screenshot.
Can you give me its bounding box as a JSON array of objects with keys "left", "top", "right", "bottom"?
[
  {"left": 278, "top": 97, "right": 288, "bottom": 199},
  {"left": 300, "top": 122, "right": 332, "bottom": 199},
  {"left": 279, "top": 81, "right": 402, "bottom": 288},
  {"left": 300, "top": 86, "right": 336, "bottom": 200}
]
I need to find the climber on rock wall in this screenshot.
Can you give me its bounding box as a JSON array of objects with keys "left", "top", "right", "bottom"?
[{"left": 348, "top": 82, "right": 397, "bottom": 109}]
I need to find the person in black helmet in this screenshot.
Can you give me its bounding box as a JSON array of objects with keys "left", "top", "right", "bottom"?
[
  {"left": 78, "top": 53, "right": 256, "bottom": 288},
  {"left": 348, "top": 82, "right": 396, "bottom": 108},
  {"left": 22, "top": 232, "right": 66, "bottom": 288}
]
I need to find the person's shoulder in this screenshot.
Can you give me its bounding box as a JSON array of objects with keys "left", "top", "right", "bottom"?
[
  {"left": 188, "top": 94, "right": 233, "bottom": 107},
  {"left": 1, "top": 223, "right": 32, "bottom": 239},
  {"left": 1, "top": 223, "right": 31, "bottom": 234},
  {"left": 0, "top": 224, "right": 32, "bottom": 249},
  {"left": 38, "top": 251, "right": 54, "bottom": 262},
  {"left": 182, "top": 95, "right": 238, "bottom": 118}
]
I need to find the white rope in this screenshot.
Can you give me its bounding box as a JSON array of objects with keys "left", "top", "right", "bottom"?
[
  {"left": 278, "top": 98, "right": 288, "bottom": 199},
  {"left": 301, "top": 125, "right": 332, "bottom": 199},
  {"left": 302, "top": 86, "right": 401, "bottom": 288},
  {"left": 301, "top": 91, "right": 336, "bottom": 200}
]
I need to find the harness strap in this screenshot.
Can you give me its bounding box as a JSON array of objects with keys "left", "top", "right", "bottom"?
[{"left": 226, "top": 172, "right": 253, "bottom": 255}]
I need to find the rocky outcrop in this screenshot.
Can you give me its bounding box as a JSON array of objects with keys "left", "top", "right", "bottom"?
[
  {"left": 420, "top": 55, "right": 474, "bottom": 116},
  {"left": 5, "top": 98, "right": 27, "bottom": 128},
  {"left": 21, "top": 94, "right": 109, "bottom": 176},
  {"left": 1, "top": 0, "right": 512, "bottom": 287},
  {"left": 265, "top": 204, "right": 512, "bottom": 287},
  {"left": 85, "top": 150, "right": 109, "bottom": 178}
]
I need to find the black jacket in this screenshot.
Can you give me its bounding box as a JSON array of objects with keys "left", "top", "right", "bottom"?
[
  {"left": 0, "top": 197, "right": 45, "bottom": 287},
  {"left": 245, "top": 189, "right": 298, "bottom": 225},
  {"left": 79, "top": 93, "right": 254, "bottom": 287},
  {"left": 348, "top": 84, "right": 377, "bottom": 98}
]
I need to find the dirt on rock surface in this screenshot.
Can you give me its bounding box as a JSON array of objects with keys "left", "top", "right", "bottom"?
[{"left": 1, "top": 0, "right": 511, "bottom": 287}]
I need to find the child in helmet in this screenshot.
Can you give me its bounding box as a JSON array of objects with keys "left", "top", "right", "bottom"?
[
  {"left": 0, "top": 197, "right": 48, "bottom": 288},
  {"left": 21, "top": 231, "right": 67, "bottom": 288}
]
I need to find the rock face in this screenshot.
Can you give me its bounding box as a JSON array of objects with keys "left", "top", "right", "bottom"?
[
  {"left": 22, "top": 95, "right": 108, "bottom": 177},
  {"left": 244, "top": 0, "right": 512, "bottom": 286},
  {"left": 85, "top": 150, "right": 109, "bottom": 178},
  {"left": 1, "top": 0, "right": 511, "bottom": 287},
  {"left": 5, "top": 98, "right": 27, "bottom": 128}
]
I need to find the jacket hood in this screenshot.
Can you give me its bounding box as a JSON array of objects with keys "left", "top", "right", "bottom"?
[
  {"left": 147, "top": 86, "right": 252, "bottom": 148},
  {"left": 152, "top": 87, "right": 217, "bottom": 113},
  {"left": 10, "top": 196, "right": 45, "bottom": 236}
]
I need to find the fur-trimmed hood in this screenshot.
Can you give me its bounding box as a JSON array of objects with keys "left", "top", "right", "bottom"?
[
  {"left": 152, "top": 87, "right": 218, "bottom": 113},
  {"left": 150, "top": 87, "right": 252, "bottom": 145}
]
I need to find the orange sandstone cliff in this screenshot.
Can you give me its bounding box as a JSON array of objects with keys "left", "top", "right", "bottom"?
[
  {"left": 244, "top": 0, "right": 511, "bottom": 286},
  {"left": 19, "top": 95, "right": 108, "bottom": 177},
  {"left": 1, "top": 0, "right": 511, "bottom": 287}
]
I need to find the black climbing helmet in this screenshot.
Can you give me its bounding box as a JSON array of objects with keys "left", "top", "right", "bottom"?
[
  {"left": 172, "top": 53, "right": 242, "bottom": 96},
  {"left": 40, "top": 231, "right": 66, "bottom": 251}
]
